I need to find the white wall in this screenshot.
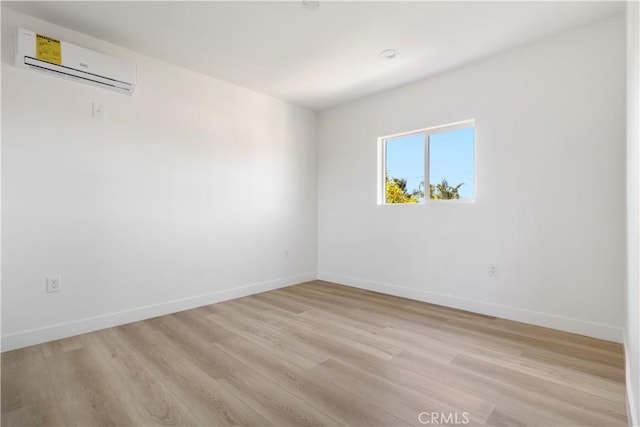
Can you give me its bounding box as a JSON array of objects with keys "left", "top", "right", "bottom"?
[
  {"left": 318, "top": 15, "right": 626, "bottom": 342},
  {"left": 1, "top": 8, "right": 317, "bottom": 350},
  {"left": 626, "top": 2, "right": 640, "bottom": 424}
]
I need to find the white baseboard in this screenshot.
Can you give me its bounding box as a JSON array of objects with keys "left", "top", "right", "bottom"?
[
  {"left": 625, "top": 332, "right": 640, "bottom": 427},
  {"left": 317, "top": 272, "right": 623, "bottom": 343},
  {"left": 1, "top": 272, "right": 316, "bottom": 352}
]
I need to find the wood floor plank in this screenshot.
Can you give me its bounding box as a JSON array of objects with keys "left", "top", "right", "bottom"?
[
  {"left": 205, "top": 309, "right": 328, "bottom": 369},
  {"left": 253, "top": 291, "right": 316, "bottom": 314},
  {"left": 1, "top": 346, "right": 55, "bottom": 413},
  {"left": 218, "top": 368, "right": 342, "bottom": 426},
  {"left": 450, "top": 353, "right": 627, "bottom": 419},
  {"left": 274, "top": 308, "right": 399, "bottom": 362},
  {"left": 79, "top": 328, "right": 156, "bottom": 392},
  {"left": 114, "top": 379, "right": 201, "bottom": 426},
  {"left": 270, "top": 287, "right": 390, "bottom": 324},
  {"left": 450, "top": 345, "right": 625, "bottom": 401},
  {"left": 375, "top": 324, "right": 468, "bottom": 363},
  {"left": 299, "top": 308, "right": 457, "bottom": 364},
  {"left": 403, "top": 300, "right": 498, "bottom": 322},
  {"left": 114, "top": 320, "right": 271, "bottom": 426},
  {"left": 41, "top": 336, "right": 84, "bottom": 358},
  {"left": 521, "top": 346, "right": 626, "bottom": 382},
  {"left": 57, "top": 389, "right": 134, "bottom": 427},
  {"left": 214, "top": 335, "right": 398, "bottom": 426},
  {"left": 443, "top": 318, "right": 624, "bottom": 367},
  {"left": 1, "top": 280, "right": 628, "bottom": 426},
  {"left": 308, "top": 349, "right": 496, "bottom": 424},
  {"left": 310, "top": 358, "right": 489, "bottom": 426},
  {"left": 290, "top": 310, "right": 403, "bottom": 360},
  {"left": 383, "top": 322, "right": 525, "bottom": 357},
  {"left": 298, "top": 281, "right": 415, "bottom": 310},
  {"left": 170, "top": 308, "right": 236, "bottom": 342},
  {"left": 42, "top": 347, "right": 139, "bottom": 427},
  {"left": 488, "top": 316, "right": 624, "bottom": 354},
  {"left": 149, "top": 315, "right": 246, "bottom": 379},
  {"left": 393, "top": 350, "right": 627, "bottom": 427},
  {"left": 1, "top": 398, "right": 65, "bottom": 427},
  {"left": 44, "top": 347, "right": 114, "bottom": 405}
]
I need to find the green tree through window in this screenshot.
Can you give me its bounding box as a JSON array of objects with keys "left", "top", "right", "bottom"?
[{"left": 381, "top": 121, "right": 474, "bottom": 204}]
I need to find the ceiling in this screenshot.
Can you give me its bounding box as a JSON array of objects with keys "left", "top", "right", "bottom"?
[{"left": 3, "top": 1, "right": 625, "bottom": 111}]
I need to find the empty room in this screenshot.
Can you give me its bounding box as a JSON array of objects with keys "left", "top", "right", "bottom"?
[{"left": 1, "top": 1, "right": 639, "bottom": 426}]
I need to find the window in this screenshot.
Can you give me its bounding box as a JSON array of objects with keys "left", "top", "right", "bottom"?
[{"left": 379, "top": 121, "right": 475, "bottom": 204}]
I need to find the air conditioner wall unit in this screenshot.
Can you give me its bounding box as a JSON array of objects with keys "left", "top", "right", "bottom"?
[{"left": 15, "top": 28, "right": 137, "bottom": 95}]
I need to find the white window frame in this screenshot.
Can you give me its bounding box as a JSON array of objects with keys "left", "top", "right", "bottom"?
[{"left": 378, "top": 119, "right": 476, "bottom": 205}]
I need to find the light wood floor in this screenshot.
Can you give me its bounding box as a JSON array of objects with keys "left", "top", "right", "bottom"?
[{"left": 1, "top": 281, "right": 628, "bottom": 426}]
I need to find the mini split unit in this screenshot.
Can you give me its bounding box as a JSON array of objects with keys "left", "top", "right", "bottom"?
[{"left": 15, "top": 28, "right": 137, "bottom": 95}]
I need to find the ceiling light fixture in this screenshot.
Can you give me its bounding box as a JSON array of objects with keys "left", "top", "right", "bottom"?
[
  {"left": 379, "top": 49, "right": 398, "bottom": 59},
  {"left": 302, "top": 0, "right": 320, "bottom": 11}
]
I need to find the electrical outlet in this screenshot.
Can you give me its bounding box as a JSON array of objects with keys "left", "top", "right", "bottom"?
[
  {"left": 488, "top": 264, "right": 499, "bottom": 277},
  {"left": 92, "top": 102, "right": 105, "bottom": 119},
  {"left": 46, "top": 275, "right": 62, "bottom": 293}
]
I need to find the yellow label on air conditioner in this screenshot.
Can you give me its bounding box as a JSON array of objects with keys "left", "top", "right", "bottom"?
[{"left": 36, "top": 34, "right": 61, "bottom": 65}]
